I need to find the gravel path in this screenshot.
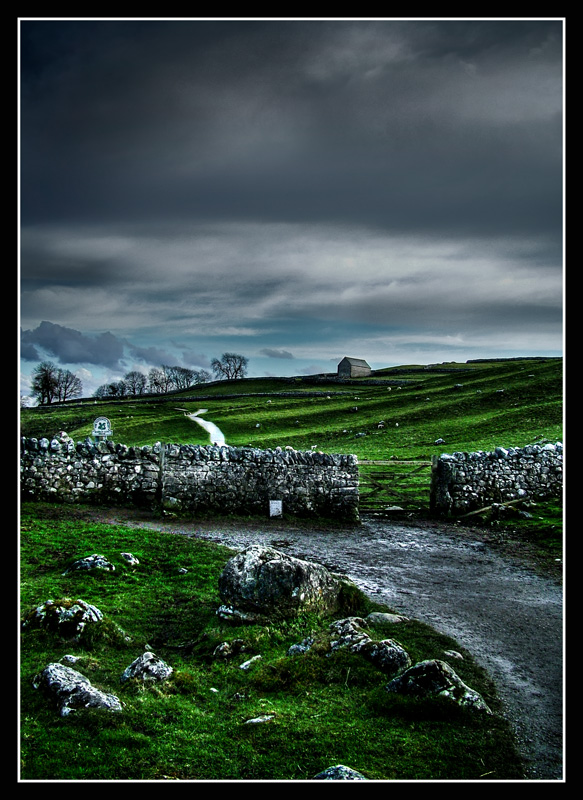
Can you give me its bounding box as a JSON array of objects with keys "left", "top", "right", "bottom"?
[{"left": 91, "top": 508, "right": 564, "bottom": 781}]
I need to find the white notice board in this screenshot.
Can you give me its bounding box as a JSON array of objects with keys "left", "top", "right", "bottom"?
[{"left": 269, "top": 500, "right": 283, "bottom": 517}]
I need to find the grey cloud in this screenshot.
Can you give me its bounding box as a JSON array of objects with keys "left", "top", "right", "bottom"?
[
  {"left": 170, "top": 345, "right": 212, "bottom": 369},
  {"left": 20, "top": 20, "right": 562, "bottom": 241},
  {"left": 19, "top": 218, "right": 562, "bottom": 354},
  {"left": 282, "top": 273, "right": 563, "bottom": 334},
  {"left": 20, "top": 321, "right": 125, "bottom": 368},
  {"left": 179, "top": 352, "right": 212, "bottom": 369},
  {"left": 126, "top": 343, "right": 179, "bottom": 367},
  {"left": 20, "top": 340, "right": 41, "bottom": 361},
  {"left": 300, "top": 364, "right": 330, "bottom": 375},
  {"left": 259, "top": 348, "right": 295, "bottom": 359}
]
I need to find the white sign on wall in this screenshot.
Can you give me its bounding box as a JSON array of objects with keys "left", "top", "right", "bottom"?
[{"left": 269, "top": 500, "right": 283, "bottom": 517}]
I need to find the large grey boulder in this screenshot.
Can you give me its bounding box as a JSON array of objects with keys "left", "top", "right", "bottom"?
[
  {"left": 386, "top": 658, "right": 492, "bottom": 714},
  {"left": 218, "top": 545, "right": 350, "bottom": 620},
  {"left": 33, "top": 662, "right": 122, "bottom": 717}
]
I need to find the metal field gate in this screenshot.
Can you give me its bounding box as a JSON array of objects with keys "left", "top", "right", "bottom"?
[{"left": 358, "top": 460, "right": 433, "bottom": 514}]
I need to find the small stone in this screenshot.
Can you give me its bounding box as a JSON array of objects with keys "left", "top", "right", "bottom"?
[
  {"left": 121, "top": 652, "right": 173, "bottom": 683},
  {"left": 366, "top": 612, "right": 408, "bottom": 625},
  {"left": 22, "top": 598, "right": 103, "bottom": 640},
  {"left": 62, "top": 553, "right": 115, "bottom": 575},
  {"left": 239, "top": 655, "right": 262, "bottom": 670},
  {"left": 60, "top": 654, "right": 80, "bottom": 664},
  {"left": 443, "top": 650, "right": 464, "bottom": 660},
  {"left": 288, "top": 637, "right": 315, "bottom": 655}
]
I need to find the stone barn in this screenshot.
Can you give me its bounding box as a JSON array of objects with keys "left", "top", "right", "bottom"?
[{"left": 337, "top": 357, "right": 372, "bottom": 378}]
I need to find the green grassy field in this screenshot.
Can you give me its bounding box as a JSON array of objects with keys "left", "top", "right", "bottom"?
[
  {"left": 21, "top": 358, "right": 562, "bottom": 458},
  {"left": 20, "top": 503, "right": 525, "bottom": 781}
]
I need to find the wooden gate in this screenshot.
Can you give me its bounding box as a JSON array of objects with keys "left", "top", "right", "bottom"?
[{"left": 358, "top": 460, "right": 432, "bottom": 514}]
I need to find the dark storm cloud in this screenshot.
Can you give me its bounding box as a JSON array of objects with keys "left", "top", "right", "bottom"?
[
  {"left": 19, "top": 19, "right": 564, "bottom": 376},
  {"left": 20, "top": 340, "right": 41, "bottom": 361},
  {"left": 21, "top": 321, "right": 125, "bottom": 368},
  {"left": 19, "top": 320, "right": 211, "bottom": 373},
  {"left": 20, "top": 19, "right": 562, "bottom": 239}
]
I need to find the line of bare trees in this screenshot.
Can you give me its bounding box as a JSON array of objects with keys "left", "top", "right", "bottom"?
[
  {"left": 94, "top": 365, "right": 212, "bottom": 399},
  {"left": 28, "top": 352, "right": 249, "bottom": 405},
  {"left": 94, "top": 353, "right": 248, "bottom": 398}
]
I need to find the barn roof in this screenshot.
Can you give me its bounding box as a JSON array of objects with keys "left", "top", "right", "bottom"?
[{"left": 340, "top": 357, "right": 371, "bottom": 367}]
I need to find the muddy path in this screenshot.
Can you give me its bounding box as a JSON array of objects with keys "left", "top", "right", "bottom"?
[{"left": 87, "top": 508, "right": 564, "bottom": 781}]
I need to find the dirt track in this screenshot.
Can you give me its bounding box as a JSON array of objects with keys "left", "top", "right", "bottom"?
[{"left": 88, "top": 508, "right": 564, "bottom": 781}]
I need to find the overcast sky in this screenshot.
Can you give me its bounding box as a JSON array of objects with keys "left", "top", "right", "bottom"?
[{"left": 19, "top": 18, "right": 564, "bottom": 399}]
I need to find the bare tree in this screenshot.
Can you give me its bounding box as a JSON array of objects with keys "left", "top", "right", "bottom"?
[
  {"left": 148, "top": 367, "right": 171, "bottom": 394},
  {"left": 166, "top": 365, "right": 196, "bottom": 390},
  {"left": 211, "top": 353, "right": 249, "bottom": 380},
  {"left": 109, "top": 380, "right": 128, "bottom": 397},
  {"left": 93, "top": 380, "right": 126, "bottom": 398},
  {"left": 55, "top": 368, "right": 83, "bottom": 402},
  {"left": 31, "top": 361, "right": 59, "bottom": 405},
  {"left": 124, "top": 370, "right": 148, "bottom": 395},
  {"left": 147, "top": 365, "right": 200, "bottom": 393},
  {"left": 194, "top": 369, "right": 211, "bottom": 384},
  {"left": 94, "top": 384, "right": 111, "bottom": 399}
]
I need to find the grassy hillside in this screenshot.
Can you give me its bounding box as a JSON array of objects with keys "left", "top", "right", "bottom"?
[{"left": 21, "top": 358, "right": 563, "bottom": 461}]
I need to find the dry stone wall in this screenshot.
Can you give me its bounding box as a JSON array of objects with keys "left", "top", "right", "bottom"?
[
  {"left": 20, "top": 433, "right": 359, "bottom": 521},
  {"left": 430, "top": 442, "right": 563, "bottom": 516}
]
